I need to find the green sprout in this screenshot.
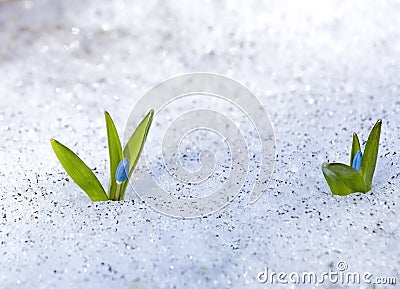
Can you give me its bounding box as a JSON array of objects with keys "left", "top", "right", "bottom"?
[
  {"left": 322, "top": 119, "right": 382, "bottom": 196},
  {"left": 50, "top": 110, "right": 154, "bottom": 201}
]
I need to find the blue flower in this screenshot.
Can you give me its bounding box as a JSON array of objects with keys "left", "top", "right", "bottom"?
[
  {"left": 351, "top": 150, "right": 362, "bottom": 171},
  {"left": 115, "top": 158, "right": 130, "bottom": 183}
]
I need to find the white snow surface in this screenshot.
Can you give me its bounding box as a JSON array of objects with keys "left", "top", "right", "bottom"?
[{"left": 0, "top": 1, "right": 400, "bottom": 288}]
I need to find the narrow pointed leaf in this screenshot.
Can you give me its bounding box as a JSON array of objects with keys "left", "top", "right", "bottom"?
[
  {"left": 322, "top": 163, "right": 368, "bottom": 196},
  {"left": 360, "top": 119, "right": 382, "bottom": 190},
  {"left": 120, "top": 109, "right": 154, "bottom": 200},
  {"left": 105, "top": 111, "right": 123, "bottom": 200},
  {"left": 350, "top": 132, "right": 361, "bottom": 166},
  {"left": 50, "top": 139, "right": 108, "bottom": 201}
]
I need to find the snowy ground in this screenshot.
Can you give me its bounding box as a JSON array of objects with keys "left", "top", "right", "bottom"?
[{"left": 1, "top": 0, "right": 400, "bottom": 288}]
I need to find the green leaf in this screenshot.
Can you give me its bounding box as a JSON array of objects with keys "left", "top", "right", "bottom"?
[
  {"left": 322, "top": 163, "right": 368, "bottom": 196},
  {"left": 105, "top": 111, "right": 123, "bottom": 200},
  {"left": 360, "top": 119, "right": 382, "bottom": 190},
  {"left": 50, "top": 139, "right": 108, "bottom": 201},
  {"left": 120, "top": 109, "right": 154, "bottom": 200},
  {"left": 350, "top": 132, "right": 361, "bottom": 166}
]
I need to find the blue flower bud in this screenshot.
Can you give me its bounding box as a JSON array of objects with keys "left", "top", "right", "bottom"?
[
  {"left": 115, "top": 158, "right": 130, "bottom": 183},
  {"left": 352, "top": 150, "right": 362, "bottom": 171}
]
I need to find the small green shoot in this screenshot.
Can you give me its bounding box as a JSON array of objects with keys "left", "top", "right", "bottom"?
[
  {"left": 51, "top": 109, "right": 154, "bottom": 201},
  {"left": 322, "top": 119, "right": 382, "bottom": 196}
]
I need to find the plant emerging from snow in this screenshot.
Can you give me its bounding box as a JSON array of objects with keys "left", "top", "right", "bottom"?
[
  {"left": 51, "top": 110, "right": 154, "bottom": 201},
  {"left": 322, "top": 120, "right": 382, "bottom": 196}
]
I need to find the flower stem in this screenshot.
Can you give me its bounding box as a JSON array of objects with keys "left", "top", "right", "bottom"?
[{"left": 115, "top": 182, "right": 122, "bottom": 201}]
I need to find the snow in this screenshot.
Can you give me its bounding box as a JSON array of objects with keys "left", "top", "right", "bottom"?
[{"left": 0, "top": 0, "right": 399, "bottom": 288}]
